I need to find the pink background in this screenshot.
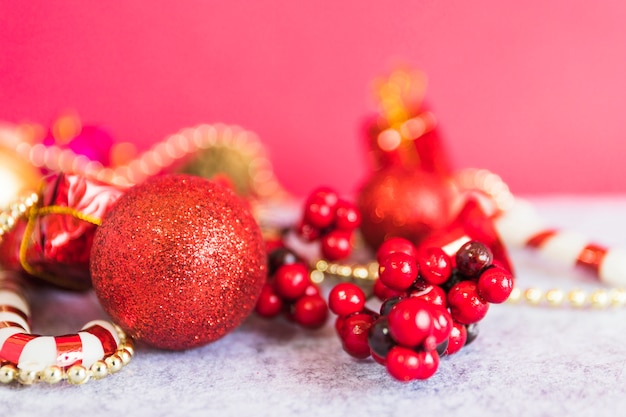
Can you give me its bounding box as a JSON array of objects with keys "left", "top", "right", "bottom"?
[{"left": 2, "top": 1, "right": 626, "bottom": 197}]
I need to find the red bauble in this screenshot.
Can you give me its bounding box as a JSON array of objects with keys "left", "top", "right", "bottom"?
[
  {"left": 357, "top": 166, "right": 456, "bottom": 250},
  {"left": 91, "top": 174, "right": 266, "bottom": 350}
]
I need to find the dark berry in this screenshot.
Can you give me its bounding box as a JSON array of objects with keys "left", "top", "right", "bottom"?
[
  {"left": 465, "top": 323, "right": 480, "bottom": 346},
  {"left": 367, "top": 317, "right": 396, "bottom": 359},
  {"left": 380, "top": 296, "right": 404, "bottom": 316},
  {"left": 456, "top": 241, "right": 493, "bottom": 277},
  {"left": 268, "top": 247, "right": 299, "bottom": 276},
  {"left": 436, "top": 338, "right": 449, "bottom": 357}
]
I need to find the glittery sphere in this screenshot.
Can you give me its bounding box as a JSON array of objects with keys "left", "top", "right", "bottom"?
[
  {"left": 90, "top": 174, "right": 266, "bottom": 350},
  {"left": 357, "top": 166, "right": 456, "bottom": 250}
]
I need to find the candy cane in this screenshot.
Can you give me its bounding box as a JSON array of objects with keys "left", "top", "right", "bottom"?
[{"left": 494, "top": 198, "right": 626, "bottom": 287}]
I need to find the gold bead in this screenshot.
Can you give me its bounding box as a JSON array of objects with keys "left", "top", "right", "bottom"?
[
  {"left": 105, "top": 354, "right": 123, "bottom": 373},
  {"left": 123, "top": 339, "right": 135, "bottom": 357},
  {"left": 0, "top": 364, "right": 17, "bottom": 384},
  {"left": 90, "top": 361, "right": 109, "bottom": 379},
  {"left": 507, "top": 287, "right": 522, "bottom": 304},
  {"left": 524, "top": 288, "right": 543, "bottom": 305},
  {"left": 67, "top": 365, "right": 89, "bottom": 385},
  {"left": 310, "top": 269, "right": 325, "bottom": 284},
  {"left": 609, "top": 289, "right": 626, "bottom": 306},
  {"left": 352, "top": 266, "right": 369, "bottom": 280},
  {"left": 118, "top": 349, "right": 132, "bottom": 366},
  {"left": 590, "top": 290, "right": 610, "bottom": 309},
  {"left": 567, "top": 289, "right": 587, "bottom": 308},
  {"left": 42, "top": 366, "right": 63, "bottom": 384},
  {"left": 17, "top": 368, "right": 38, "bottom": 385},
  {"left": 545, "top": 289, "right": 565, "bottom": 307},
  {"left": 315, "top": 259, "right": 328, "bottom": 273}
]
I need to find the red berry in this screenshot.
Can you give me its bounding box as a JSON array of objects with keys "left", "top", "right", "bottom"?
[
  {"left": 304, "top": 283, "right": 320, "bottom": 297},
  {"left": 477, "top": 265, "right": 514, "bottom": 303},
  {"left": 386, "top": 346, "right": 422, "bottom": 382},
  {"left": 268, "top": 247, "right": 300, "bottom": 276},
  {"left": 334, "top": 200, "right": 361, "bottom": 231},
  {"left": 328, "top": 283, "right": 366, "bottom": 316},
  {"left": 415, "top": 350, "right": 440, "bottom": 380},
  {"left": 255, "top": 283, "right": 283, "bottom": 318},
  {"left": 378, "top": 252, "right": 419, "bottom": 291},
  {"left": 296, "top": 221, "right": 321, "bottom": 242},
  {"left": 304, "top": 200, "right": 335, "bottom": 229},
  {"left": 373, "top": 279, "right": 406, "bottom": 301},
  {"left": 274, "top": 263, "right": 310, "bottom": 300},
  {"left": 409, "top": 284, "right": 447, "bottom": 308},
  {"left": 292, "top": 295, "right": 328, "bottom": 329},
  {"left": 446, "top": 321, "right": 467, "bottom": 355},
  {"left": 338, "top": 312, "right": 376, "bottom": 359},
  {"left": 418, "top": 247, "right": 452, "bottom": 285},
  {"left": 456, "top": 241, "right": 493, "bottom": 277},
  {"left": 430, "top": 307, "right": 453, "bottom": 345},
  {"left": 387, "top": 298, "right": 434, "bottom": 348},
  {"left": 377, "top": 237, "right": 418, "bottom": 264},
  {"left": 321, "top": 230, "right": 352, "bottom": 261},
  {"left": 447, "top": 281, "right": 489, "bottom": 324},
  {"left": 308, "top": 186, "right": 339, "bottom": 208}
]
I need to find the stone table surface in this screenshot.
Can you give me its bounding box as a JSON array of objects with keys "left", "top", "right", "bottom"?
[{"left": 2, "top": 196, "right": 626, "bottom": 417}]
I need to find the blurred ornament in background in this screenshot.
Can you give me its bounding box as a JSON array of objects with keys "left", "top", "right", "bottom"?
[
  {"left": 357, "top": 69, "right": 457, "bottom": 250},
  {"left": 0, "top": 124, "right": 43, "bottom": 207}
]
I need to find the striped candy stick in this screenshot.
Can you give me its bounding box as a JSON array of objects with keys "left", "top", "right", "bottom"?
[{"left": 494, "top": 198, "right": 626, "bottom": 287}]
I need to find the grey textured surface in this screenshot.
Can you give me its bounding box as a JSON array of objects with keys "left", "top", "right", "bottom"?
[{"left": 2, "top": 196, "right": 626, "bottom": 417}]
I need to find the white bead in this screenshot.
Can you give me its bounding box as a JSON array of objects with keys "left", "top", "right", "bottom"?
[
  {"left": 495, "top": 199, "right": 546, "bottom": 247},
  {"left": 599, "top": 248, "right": 626, "bottom": 287}
]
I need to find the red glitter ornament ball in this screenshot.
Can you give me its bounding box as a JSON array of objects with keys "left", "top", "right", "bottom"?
[
  {"left": 90, "top": 174, "right": 267, "bottom": 350},
  {"left": 357, "top": 166, "right": 456, "bottom": 250}
]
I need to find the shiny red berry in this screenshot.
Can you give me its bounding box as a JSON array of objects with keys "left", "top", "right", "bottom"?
[
  {"left": 379, "top": 252, "right": 419, "bottom": 291},
  {"left": 387, "top": 298, "right": 434, "bottom": 348},
  {"left": 338, "top": 312, "right": 376, "bottom": 359},
  {"left": 477, "top": 265, "right": 514, "bottom": 303},
  {"left": 296, "top": 221, "right": 321, "bottom": 242},
  {"left": 304, "top": 283, "right": 320, "bottom": 297},
  {"left": 414, "top": 350, "right": 440, "bottom": 380},
  {"left": 303, "top": 187, "right": 339, "bottom": 229},
  {"left": 447, "top": 280, "right": 489, "bottom": 324},
  {"left": 293, "top": 295, "right": 329, "bottom": 329},
  {"left": 334, "top": 199, "right": 361, "bottom": 231},
  {"left": 321, "top": 230, "right": 352, "bottom": 261},
  {"left": 328, "top": 282, "right": 366, "bottom": 316},
  {"left": 418, "top": 247, "right": 452, "bottom": 285},
  {"left": 386, "top": 346, "right": 422, "bottom": 382},
  {"left": 430, "top": 307, "right": 453, "bottom": 345},
  {"left": 255, "top": 283, "right": 283, "bottom": 318},
  {"left": 446, "top": 321, "right": 467, "bottom": 355},
  {"left": 308, "top": 186, "right": 339, "bottom": 208},
  {"left": 456, "top": 241, "right": 493, "bottom": 277},
  {"left": 377, "top": 237, "right": 418, "bottom": 264},
  {"left": 373, "top": 278, "right": 406, "bottom": 301},
  {"left": 409, "top": 284, "right": 447, "bottom": 309},
  {"left": 274, "top": 263, "right": 310, "bottom": 300}
]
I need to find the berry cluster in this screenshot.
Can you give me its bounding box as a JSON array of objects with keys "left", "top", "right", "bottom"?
[
  {"left": 297, "top": 187, "right": 361, "bottom": 261},
  {"left": 255, "top": 247, "right": 328, "bottom": 329},
  {"left": 329, "top": 237, "right": 513, "bottom": 382}
]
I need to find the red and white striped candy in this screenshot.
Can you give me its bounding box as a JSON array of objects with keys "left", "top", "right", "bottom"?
[{"left": 495, "top": 199, "right": 626, "bottom": 287}]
